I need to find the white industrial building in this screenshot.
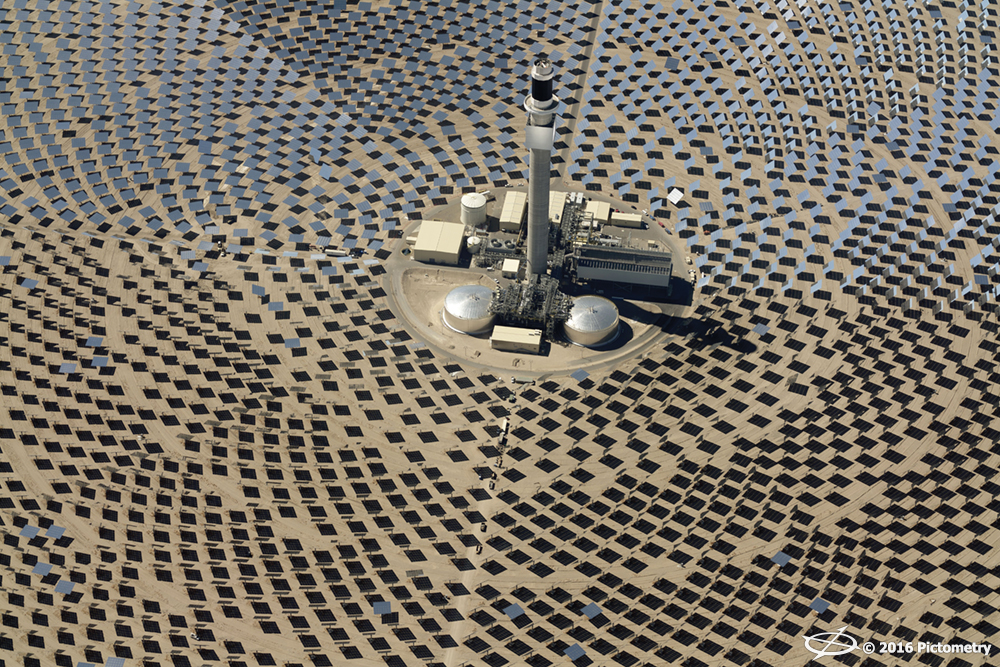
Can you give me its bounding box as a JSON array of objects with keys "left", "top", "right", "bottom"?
[
  {"left": 413, "top": 220, "right": 465, "bottom": 265},
  {"left": 501, "top": 258, "right": 521, "bottom": 279},
  {"left": 585, "top": 200, "right": 611, "bottom": 224},
  {"left": 499, "top": 191, "right": 527, "bottom": 232},
  {"left": 609, "top": 211, "right": 643, "bottom": 228},
  {"left": 549, "top": 191, "right": 567, "bottom": 224},
  {"left": 491, "top": 326, "right": 541, "bottom": 353}
]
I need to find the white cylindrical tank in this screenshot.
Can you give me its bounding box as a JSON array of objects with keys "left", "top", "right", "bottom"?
[
  {"left": 461, "top": 193, "right": 488, "bottom": 226},
  {"left": 564, "top": 295, "right": 619, "bottom": 347},
  {"left": 467, "top": 236, "right": 482, "bottom": 251},
  {"left": 442, "top": 285, "right": 496, "bottom": 335}
]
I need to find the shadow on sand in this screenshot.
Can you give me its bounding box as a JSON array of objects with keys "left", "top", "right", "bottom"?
[{"left": 668, "top": 318, "right": 759, "bottom": 354}]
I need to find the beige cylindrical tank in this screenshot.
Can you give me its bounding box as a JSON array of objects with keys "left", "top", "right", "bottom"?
[
  {"left": 442, "top": 285, "right": 496, "bottom": 335},
  {"left": 564, "top": 295, "right": 619, "bottom": 347},
  {"left": 461, "top": 193, "right": 488, "bottom": 226}
]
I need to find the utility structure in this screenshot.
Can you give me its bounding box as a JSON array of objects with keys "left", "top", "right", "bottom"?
[
  {"left": 524, "top": 59, "right": 558, "bottom": 276},
  {"left": 433, "top": 61, "right": 674, "bottom": 354}
]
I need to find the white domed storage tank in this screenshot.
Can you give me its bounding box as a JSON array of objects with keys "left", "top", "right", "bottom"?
[
  {"left": 442, "top": 285, "right": 496, "bottom": 335},
  {"left": 564, "top": 295, "right": 620, "bottom": 347},
  {"left": 461, "top": 193, "right": 488, "bottom": 226}
]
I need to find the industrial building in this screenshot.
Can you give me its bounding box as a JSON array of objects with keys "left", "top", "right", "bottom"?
[
  {"left": 575, "top": 245, "right": 673, "bottom": 289},
  {"left": 586, "top": 200, "right": 610, "bottom": 224},
  {"left": 549, "top": 191, "right": 568, "bottom": 224},
  {"left": 501, "top": 258, "right": 520, "bottom": 279},
  {"left": 499, "top": 191, "right": 527, "bottom": 232},
  {"left": 609, "top": 211, "right": 643, "bottom": 228},
  {"left": 491, "top": 325, "right": 541, "bottom": 353},
  {"left": 413, "top": 220, "right": 465, "bottom": 265}
]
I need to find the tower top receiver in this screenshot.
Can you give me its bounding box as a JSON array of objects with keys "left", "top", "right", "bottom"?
[{"left": 530, "top": 60, "right": 555, "bottom": 104}]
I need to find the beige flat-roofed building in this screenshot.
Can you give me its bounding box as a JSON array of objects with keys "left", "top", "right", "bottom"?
[
  {"left": 586, "top": 200, "right": 611, "bottom": 224},
  {"left": 499, "top": 191, "right": 527, "bottom": 232},
  {"left": 549, "top": 191, "right": 568, "bottom": 223},
  {"left": 609, "top": 211, "right": 643, "bottom": 228},
  {"left": 491, "top": 325, "right": 541, "bottom": 354},
  {"left": 501, "top": 258, "right": 521, "bottom": 279},
  {"left": 413, "top": 220, "right": 464, "bottom": 265}
]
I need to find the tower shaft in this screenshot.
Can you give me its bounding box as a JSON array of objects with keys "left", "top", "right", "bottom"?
[{"left": 524, "top": 60, "right": 558, "bottom": 276}]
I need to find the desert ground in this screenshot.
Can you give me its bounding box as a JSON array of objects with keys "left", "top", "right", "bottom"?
[{"left": 0, "top": 0, "right": 999, "bottom": 666}]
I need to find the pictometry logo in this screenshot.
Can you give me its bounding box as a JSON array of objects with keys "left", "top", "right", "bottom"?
[{"left": 803, "top": 626, "right": 859, "bottom": 657}]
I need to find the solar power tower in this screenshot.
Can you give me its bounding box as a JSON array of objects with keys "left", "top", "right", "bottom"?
[{"left": 524, "top": 59, "right": 558, "bottom": 276}]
